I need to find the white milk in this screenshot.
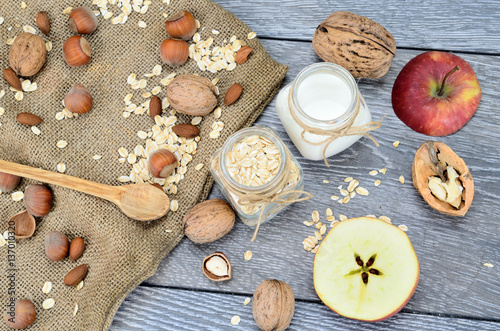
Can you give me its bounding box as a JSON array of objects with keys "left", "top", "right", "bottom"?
[{"left": 275, "top": 63, "right": 372, "bottom": 161}]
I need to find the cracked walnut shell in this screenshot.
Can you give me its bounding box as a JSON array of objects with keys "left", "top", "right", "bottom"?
[
  {"left": 412, "top": 141, "right": 474, "bottom": 216},
  {"left": 312, "top": 11, "right": 396, "bottom": 79}
]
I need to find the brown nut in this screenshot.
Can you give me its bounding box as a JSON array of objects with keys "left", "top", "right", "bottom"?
[
  {"left": 24, "top": 184, "right": 52, "bottom": 216},
  {"left": 64, "top": 264, "right": 88, "bottom": 286},
  {"left": 148, "top": 149, "right": 179, "bottom": 178},
  {"left": 235, "top": 46, "right": 253, "bottom": 64},
  {"left": 412, "top": 141, "right": 474, "bottom": 216},
  {"left": 16, "top": 112, "right": 43, "bottom": 126},
  {"left": 4, "top": 299, "right": 36, "bottom": 329},
  {"left": 171, "top": 124, "right": 200, "bottom": 138},
  {"left": 44, "top": 231, "right": 69, "bottom": 261},
  {"left": 3, "top": 68, "right": 22, "bottom": 90},
  {"left": 63, "top": 35, "right": 91, "bottom": 67},
  {"left": 64, "top": 84, "right": 93, "bottom": 114},
  {"left": 36, "top": 11, "right": 50, "bottom": 35},
  {"left": 224, "top": 83, "right": 243, "bottom": 106},
  {"left": 184, "top": 199, "right": 235, "bottom": 244},
  {"left": 165, "top": 10, "right": 197, "bottom": 40},
  {"left": 160, "top": 38, "right": 189, "bottom": 66},
  {"left": 9, "top": 32, "right": 47, "bottom": 77},
  {"left": 69, "top": 6, "right": 98, "bottom": 34},
  {"left": 202, "top": 252, "right": 231, "bottom": 281},
  {"left": 0, "top": 172, "right": 21, "bottom": 193},
  {"left": 252, "top": 279, "right": 295, "bottom": 331},
  {"left": 166, "top": 74, "right": 217, "bottom": 116},
  {"left": 149, "top": 95, "right": 162, "bottom": 120},
  {"left": 69, "top": 237, "right": 85, "bottom": 261},
  {"left": 10, "top": 211, "right": 35, "bottom": 239},
  {"left": 312, "top": 11, "right": 396, "bottom": 79}
]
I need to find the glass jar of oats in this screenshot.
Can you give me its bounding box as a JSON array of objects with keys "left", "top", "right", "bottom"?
[{"left": 210, "top": 125, "right": 307, "bottom": 233}]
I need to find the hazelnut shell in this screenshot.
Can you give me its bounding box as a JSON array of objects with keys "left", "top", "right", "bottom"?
[
  {"left": 148, "top": 149, "right": 179, "bottom": 178},
  {"left": 24, "top": 184, "right": 52, "bottom": 217},
  {"left": 10, "top": 210, "right": 35, "bottom": 239},
  {"left": 44, "top": 231, "right": 69, "bottom": 261},
  {"left": 64, "top": 84, "right": 93, "bottom": 114},
  {"left": 202, "top": 252, "right": 231, "bottom": 282},
  {"left": 63, "top": 35, "right": 91, "bottom": 67},
  {"left": 3, "top": 299, "right": 36, "bottom": 329},
  {"left": 0, "top": 172, "right": 21, "bottom": 193},
  {"left": 165, "top": 11, "right": 197, "bottom": 40},
  {"left": 69, "top": 6, "right": 98, "bottom": 34},
  {"left": 159, "top": 38, "right": 189, "bottom": 66}
]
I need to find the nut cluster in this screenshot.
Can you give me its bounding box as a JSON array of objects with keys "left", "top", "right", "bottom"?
[{"left": 160, "top": 11, "right": 198, "bottom": 66}]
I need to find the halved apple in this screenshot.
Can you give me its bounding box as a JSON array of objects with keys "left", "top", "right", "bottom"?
[{"left": 313, "top": 217, "right": 419, "bottom": 322}]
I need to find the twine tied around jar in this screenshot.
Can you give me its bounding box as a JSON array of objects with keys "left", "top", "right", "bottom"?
[
  {"left": 288, "top": 91, "right": 383, "bottom": 167},
  {"left": 239, "top": 190, "right": 313, "bottom": 242}
]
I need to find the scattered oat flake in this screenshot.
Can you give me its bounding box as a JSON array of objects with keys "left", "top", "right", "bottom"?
[
  {"left": 327, "top": 215, "right": 335, "bottom": 222},
  {"left": 398, "top": 224, "right": 408, "bottom": 232},
  {"left": 374, "top": 180, "right": 381, "bottom": 186},
  {"left": 42, "top": 298, "right": 55, "bottom": 310},
  {"left": 23, "top": 25, "right": 36, "bottom": 34},
  {"left": 330, "top": 195, "right": 339, "bottom": 200},
  {"left": 73, "top": 303, "right": 78, "bottom": 316},
  {"left": 191, "top": 117, "right": 202, "bottom": 125},
  {"left": 57, "top": 140, "right": 68, "bottom": 148},
  {"left": 339, "top": 214, "right": 347, "bottom": 221},
  {"left": 356, "top": 187, "right": 369, "bottom": 196},
  {"left": 344, "top": 177, "right": 353, "bottom": 182},
  {"left": 0, "top": 17, "right": 4, "bottom": 25},
  {"left": 323, "top": 179, "right": 329, "bottom": 183},
  {"left": 311, "top": 245, "right": 319, "bottom": 253},
  {"left": 15, "top": 91, "right": 23, "bottom": 101},
  {"left": 170, "top": 199, "right": 179, "bottom": 211},
  {"left": 195, "top": 163, "right": 204, "bottom": 171},
  {"left": 303, "top": 221, "right": 313, "bottom": 226},
  {"left": 138, "top": 21, "right": 147, "bottom": 28},
  {"left": 248, "top": 32, "right": 256, "bottom": 39},
  {"left": 369, "top": 170, "right": 378, "bottom": 176},
  {"left": 77, "top": 281, "right": 84, "bottom": 291},
  {"left": 312, "top": 210, "right": 320, "bottom": 223},
  {"left": 57, "top": 163, "right": 66, "bottom": 173},
  {"left": 244, "top": 250, "right": 252, "bottom": 261},
  {"left": 393, "top": 140, "right": 400, "bottom": 148},
  {"left": 165, "top": 229, "right": 173, "bottom": 233},
  {"left": 243, "top": 298, "right": 251, "bottom": 306},
  {"left": 315, "top": 222, "right": 323, "bottom": 230},
  {"left": 12, "top": 191, "right": 24, "bottom": 201},
  {"left": 63, "top": 7, "right": 73, "bottom": 14},
  {"left": 483, "top": 263, "right": 494, "bottom": 268},
  {"left": 42, "top": 282, "right": 52, "bottom": 294},
  {"left": 231, "top": 315, "right": 241, "bottom": 325},
  {"left": 0, "top": 235, "right": 6, "bottom": 247},
  {"left": 379, "top": 215, "right": 392, "bottom": 223},
  {"left": 118, "top": 176, "right": 131, "bottom": 183},
  {"left": 320, "top": 224, "right": 327, "bottom": 235},
  {"left": 326, "top": 208, "right": 333, "bottom": 217},
  {"left": 21, "top": 1, "right": 27, "bottom": 9},
  {"left": 399, "top": 175, "right": 405, "bottom": 184},
  {"left": 314, "top": 231, "right": 322, "bottom": 241},
  {"left": 380, "top": 168, "right": 387, "bottom": 174},
  {"left": 93, "top": 155, "right": 102, "bottom": 160}
]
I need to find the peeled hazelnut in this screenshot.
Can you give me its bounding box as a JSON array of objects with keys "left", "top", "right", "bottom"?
[
  {"left": 165, "top": 11, "right": 197, "bottom": 40},
  {"left": 160, "top": 39, "right": 189, "bottom": 66},
  {"left": 4, "top": 299, "right": 36, "bottom": 329},
  {"left": 10, "top": 210, "right": 35, "bottom": 239},
  {"left": 36, "top": 11, "right": 50, "bottom": 35},
  {"left": 69, "top": 6, "right": 98, "bottom": 34},
  {"left": 63, "top": 35, "right": 91, "bottom": 67},
  {"left": 44, "top": 231, "right": 69, "bottom": 261},
  {"left": 202, "top": 252, "right": 231, "bottom": 281},
  {"left": 65, "top": 84, "right": 93, "bottom": 114},
  {"left": 0, "top": 172, "right": 21, "bottom": 193},
  {"left": 24, "top": 184, "right": 52, "bottom": 216},
  {"left": 9, "top": 33, "right": 47, "bottom": 77},
  {"left": 64, "top": 264, "right": 88, "bottom": 286},
  {"left": 148, "top": 149, "right": 179, "bottom": 178},
  {"left": 69, "top": 237, "right": 85, "bottom": 261},
  {"left": 253, "top": 279, "right": 295, "bottom": 331}
]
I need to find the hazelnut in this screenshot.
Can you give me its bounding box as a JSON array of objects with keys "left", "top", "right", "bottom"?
[
  {"left": 9, "top": 33, "right": 47, "bottom": 77},
  {"left": 10, "top": 210, "right": 35, "bottom": 239},
  {"left": 159, "top": 38, "right": 189, "bottom": 66},
  {"left": 63, "top": 35, "right": 91, "bottom": 67},
  {"left": 165, "top": 11, "right": 197, "bottom": 40},
  {"left": 0, "top": 172, "right": 21, "bottom": 193},
  {"left": 69, "top": 6, "right": 98, "bottom": 34},
  {"left": 44, "top": 231, "right": 69, "bottom": 261},
  {"left": 3, "top": 299, "right": 36, "bottom": 329},
  {"left": 36, "top": 11, "right": 50, "bottom": 35},
  {"left": 64, "top": 84, "right": 93, "bottom": 114},
  {"left": 148, "top": 149, "right": 179, "bottom": 178},
  {"left": 24, "top": 184, "right": 52, "bottom": 216},
  {"left": 69, "top": 237, "right": 85, "bottom": 261},
  {"left": 252, "top": 279, "right": 295, "bottom": 331}
]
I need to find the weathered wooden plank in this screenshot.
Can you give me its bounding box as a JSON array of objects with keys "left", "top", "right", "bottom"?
[
  {"left": 213, "top": 0, "right": 500, "bottom": 54},
  {"left": 110, "top": 286, "right": 500, "bottom": 330},
  {"left": 144, "top": 39, "right": 500, "bottom": 319}
]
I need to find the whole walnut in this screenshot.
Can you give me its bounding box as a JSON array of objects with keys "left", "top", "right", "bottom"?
[
  {"left": 312, "top": 11, "right": 396, "bottom": 79},
  {"left": 9, "top": 33, "right": 47, "bottom": 77},
  {"left": 183, "top": 199, "right": 235, "bottom": 243},
  {"left": 166, "top": 74, "right": 217, "bottom": 116},
  {"left": 252, "top": 279, "right": 295, "bottom": 331}
]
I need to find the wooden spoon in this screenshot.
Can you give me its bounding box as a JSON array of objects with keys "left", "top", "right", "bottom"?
[{"left": 0, "top": 159, "right": 170, "bottom": 221}]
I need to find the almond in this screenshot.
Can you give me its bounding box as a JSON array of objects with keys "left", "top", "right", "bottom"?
[
  {"left": 64, "top": 264, "right": 88, "bottom": 286},
  {"left": 172, "top": 123, "right": 200, "bottom": 138},
  {"left": 69, "top": 237, "right": 85, "bottom": 261},
  {"left": 224, "top": 83, "right": 243, "bottom": 106},
  {"left": 235, "top": 46, "right": 253, "bottom": 64},
  {"left": 149, "top": 95, "right": 162, "bottom": 120},
  {"left": 36, "top": 12, "right": 50, "bottom": 35},
  {"left": 3, "top": 68, "right": 22, "bottom": 91},
  {"left": 16, "top": 112, "right": 43, "bottom": 126}
]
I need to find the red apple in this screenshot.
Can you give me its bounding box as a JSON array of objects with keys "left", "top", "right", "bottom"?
[{"left": 392, "top": 51, "right": 481, "bottom": 136}]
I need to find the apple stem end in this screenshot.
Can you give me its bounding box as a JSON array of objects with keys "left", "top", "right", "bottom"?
[{"left": 437, "top": 65, "right": 460, "bottom": 96}]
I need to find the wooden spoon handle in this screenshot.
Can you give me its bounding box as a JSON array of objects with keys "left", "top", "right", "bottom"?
[{"left": 0, "top": 159, "right": 122, "bottom": 202}]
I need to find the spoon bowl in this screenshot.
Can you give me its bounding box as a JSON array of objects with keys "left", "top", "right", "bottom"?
[{"left": 119, "top": 184, "right": 170, "bottom": 221}]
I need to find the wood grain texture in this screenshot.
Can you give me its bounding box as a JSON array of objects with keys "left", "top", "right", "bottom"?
[
  {"left": 110, "top": 286, "right": 500, "bottom": 330},
  {"left": 145, "top": 40, "right": 500, "bottom": 319},
  {"left": 212, "top": 0, "right": 500, "bottom": 54}
]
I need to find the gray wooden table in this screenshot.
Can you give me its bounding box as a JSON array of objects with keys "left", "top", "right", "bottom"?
[{"left": 111, "top": 1, "right": 500, "bottom": 329}]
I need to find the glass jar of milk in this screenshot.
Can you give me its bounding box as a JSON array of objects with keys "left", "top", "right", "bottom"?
[{"left": 276, "top": 63, "right": 374, "bottom": 163}]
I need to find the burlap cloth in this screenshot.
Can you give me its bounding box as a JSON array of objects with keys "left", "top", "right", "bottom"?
[{"left": 0, "top": 0, "right": 287, "bottom": 329}]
